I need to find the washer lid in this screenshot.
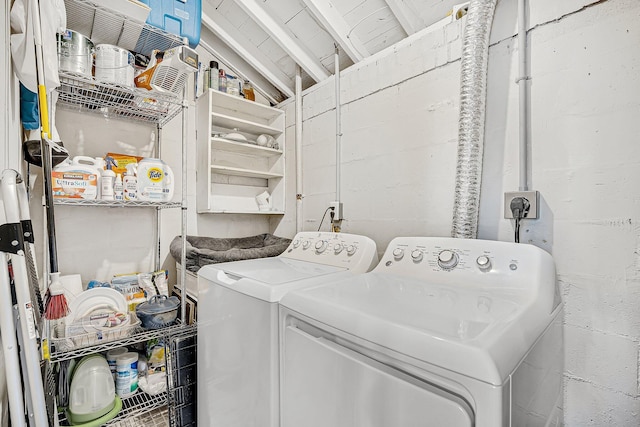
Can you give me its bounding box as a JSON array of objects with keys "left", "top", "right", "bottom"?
[
  {"left": 198, "top": 257, "right": 346, "bottom": 302},
  {"left": 280, "top": 272, "right": 558, "bottom": 385}
]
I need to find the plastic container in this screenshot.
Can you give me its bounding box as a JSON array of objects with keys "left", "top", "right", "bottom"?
[
  {"left": 137, "top": 158, "right": 175, "bottom": 202},
  {"left": 138, "top": 0, "right": 202, "bottom": 48},
  {"left": 124, "top": 163, "right": 138, "bottom": 201},
  {"left": 52, "top": 156, "right": 101, "bottom": 200},
  {"left": 218, "top": 69, "right": 227, "bottom": 93},
  {"left": 95, "top": 44, "right": 135, "bottom": 87},
  {"left": 209, "top": 61, "right": 219, "bottom": 91},
  {"left": 106, "top": 347, "right": 128, "bottom": 379},
  {"left": 57, "top": 30, "right": 94, "bottom": 77},
  {"left": 114, "top": 174, "right": 124, "bottom": 201},
  {"left": 116, "top": 352, "right": 139, "bottom": 398},
  {"left": 243, "top": 80, "right": 255, "bottom": 101}
]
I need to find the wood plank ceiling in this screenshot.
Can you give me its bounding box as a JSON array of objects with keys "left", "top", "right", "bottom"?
[{"left": 200, "top": 0, "right": 468, "bottom": 103}]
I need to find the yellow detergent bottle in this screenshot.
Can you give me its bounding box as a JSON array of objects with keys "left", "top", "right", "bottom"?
[{"left": 137, "top": 158, "right": 174, "bottom": 202}]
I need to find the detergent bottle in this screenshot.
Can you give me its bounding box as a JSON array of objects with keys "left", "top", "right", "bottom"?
[
  {"left": 137, "top": 158, "right": 174, "bottom": 202},
  {"left": 101, "top": 156, "right": 117, "bottom": 201},
  {"left": 124, "top": 163, "right": 138, "bottom": 201},
  {"left": 51, "top": 156, "right": 101, "bottom": 200}
]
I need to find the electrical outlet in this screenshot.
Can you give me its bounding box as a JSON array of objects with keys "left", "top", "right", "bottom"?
[
  {"left": 504, "top": 191, "right": 539, "bottom": 219},
  {"left": 330, "top": 201, "right": 343, "bottom": 221}
]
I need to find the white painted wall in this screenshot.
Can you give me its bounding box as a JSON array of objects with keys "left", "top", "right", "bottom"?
[{"left": 286, "top": 0, "right": 640, "bottom": 424}]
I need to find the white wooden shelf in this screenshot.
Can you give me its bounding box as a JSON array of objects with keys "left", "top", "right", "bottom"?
[
  {"left": 197, "top": 89, "right": 285, "bottom": 214},
  {"left": 211, "top": 137, "right": 282, "bottom": 157},
  {"left": 211, "top": 112, "right": 282, "bottom": 136},
  {"left": 211, "top": 165, "right": 283, "bottom": 179}
]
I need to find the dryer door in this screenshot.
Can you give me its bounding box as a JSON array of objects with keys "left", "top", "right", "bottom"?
[{"left": 282, "top": 325, "right": 474, "bottom": 427}]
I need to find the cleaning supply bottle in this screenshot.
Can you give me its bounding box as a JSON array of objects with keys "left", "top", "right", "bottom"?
[
  {"left": 51, "top": 156, "right": 101, "bottom": 200},
  {"left": 114, "top": 173, "right": 124, "bottom": 201},
  {"left": 218, "top": 69, "right": 227, "bottom": 93},
  {"left": 243, "top": 80, "right": 255, "bottom": 101},
  {"left": 101, "top": 156, "right": 116, "bottom": 201},
  {"left": 209, "top": 61, "right": 219, "bottom": 91},
  {"left": 124, "top": 163, "right": 138, "bottom": 201},
  {"left": 94, "top": 157, "right": 105, "bottom": 199},
  {"left": 137, "top": 158, "right": 175, "bottom": 202}
]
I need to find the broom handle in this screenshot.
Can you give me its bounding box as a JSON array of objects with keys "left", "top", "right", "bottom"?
[{"left": 30, "top": 0, "right": 58, "bottom": 273}]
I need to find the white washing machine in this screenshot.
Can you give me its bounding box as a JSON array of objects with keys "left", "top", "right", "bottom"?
[
  {"left": 279, "top": 237, "right": 564, "bottom": 427},
  {"left": 197, "top": 231, "right": 378, "bottom": 427}
]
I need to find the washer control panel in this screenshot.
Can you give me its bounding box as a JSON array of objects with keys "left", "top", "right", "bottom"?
[
  {"left": 375, "top": 237, "right": 556, "bottom": 291},
  {"left": 283, "top": 232, "right": 379, "bottom": 273}
]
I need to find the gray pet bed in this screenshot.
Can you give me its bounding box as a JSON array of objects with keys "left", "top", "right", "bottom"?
[{"left": 170, "top": 234, "right": 292, "bottom": 273}]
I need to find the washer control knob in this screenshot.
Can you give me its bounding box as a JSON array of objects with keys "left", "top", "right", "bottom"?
[
  {"left": 302, "top": 240, "right": 311, "bottom": 250},
  {"left": 292, "top": 239, "right": 301, "bottom": 248},
  {"left": 334, "top": 244, "right": 344, "bottom": 254},
  {"left": 437, "top": 250, "right": 459, "bottom": 269},
  {"left": 315, "top": 240, "right": 328, "bottom": 253},
  {"left": 392, "top": 248, "right": 405, "bottom": 260},
  {"left": 476, "top": 255, "right": 491, "bottom": 271},
  {"left": 346, "top": 245, "right": 357, "bottom": 256},
  {"left": 411, "top": 249, "right": 423, "bottom": 262}
]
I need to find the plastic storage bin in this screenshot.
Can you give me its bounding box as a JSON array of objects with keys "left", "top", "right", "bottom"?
[{"left": 138, "top": 0, "right": 201, "bottom": 48}]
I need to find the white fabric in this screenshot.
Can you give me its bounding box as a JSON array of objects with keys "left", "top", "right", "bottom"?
[{"left": 10, "top": 0, "right": 66, "bottom": 93}]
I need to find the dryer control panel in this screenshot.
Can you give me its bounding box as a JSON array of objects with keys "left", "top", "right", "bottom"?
[
  {"left": 281, "top": 232, "right": 378, "bottom": 273},
  {"left": 376, "top": 237, "right": 557, "bottom": 293}
]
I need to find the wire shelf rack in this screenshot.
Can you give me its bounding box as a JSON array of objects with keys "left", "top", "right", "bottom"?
[
  {"left": 53, "top": 198, "right": 182, "bottom": 209},
  {"left": 57, "top": 71, "right": 182, "bottom": 126},
  {"left": 49, "top": 323, "right": 191, "bottom": 362},
  {"left": 64, "top": 0, "right": 184, "bottom": 57}
]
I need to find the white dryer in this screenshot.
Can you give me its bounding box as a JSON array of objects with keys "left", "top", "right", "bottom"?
[
  {"left": 197, "top": 232, "right": 378, "bottom": 427},
  {"left": 279, "top": 237, "right": 563, "bottom": 427}
]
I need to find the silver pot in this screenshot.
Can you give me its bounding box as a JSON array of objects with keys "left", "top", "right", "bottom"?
[{"left": 57, "top": 30, "right": 94, "bottom": 77}]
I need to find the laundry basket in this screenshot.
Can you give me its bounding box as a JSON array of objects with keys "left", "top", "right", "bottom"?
[{"left": 170, "top": 234, "right": 292, "bottom": 273}]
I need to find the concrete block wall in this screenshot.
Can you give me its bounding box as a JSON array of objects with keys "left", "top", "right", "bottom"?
[{"left": 287, "top": 0, "right": 640, "bottom": 424}]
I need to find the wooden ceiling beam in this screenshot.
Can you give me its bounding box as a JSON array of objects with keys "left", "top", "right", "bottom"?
[
  {"left": 201, "top": 6, "right": 295, "bottom": 98},
  {"left": 233, "top": 0, "right": 331, "bottom": 83},
  {"left": 299, "top": 0, "right": 370, "bottom": 62}
]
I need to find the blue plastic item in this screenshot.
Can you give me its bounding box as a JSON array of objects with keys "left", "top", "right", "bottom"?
[{"left": 138, "top": 0, "right": 201, "bottom": 48}]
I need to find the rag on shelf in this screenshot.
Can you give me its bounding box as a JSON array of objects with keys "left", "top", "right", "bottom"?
[{"left": 170, "top": 234, "right": 292, "bottom": 273}]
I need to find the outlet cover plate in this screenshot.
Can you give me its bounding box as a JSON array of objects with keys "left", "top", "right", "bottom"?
[{"left": 504, "top": 191, "right": 539, "bottom": 219}]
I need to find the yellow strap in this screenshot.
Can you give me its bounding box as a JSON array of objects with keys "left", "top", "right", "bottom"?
[{"left": 37, "top": 85, "right": 51, "bottom": 139}]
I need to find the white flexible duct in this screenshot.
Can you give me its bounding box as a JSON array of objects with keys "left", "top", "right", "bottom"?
[{"left": 451, "top": 0, "right": 499, "bottom": 239}]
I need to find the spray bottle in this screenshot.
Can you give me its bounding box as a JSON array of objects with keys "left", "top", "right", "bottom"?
[
  {"left": 124, "top": 163, "right": 138, "bottom": 201},
  {"left": 114, "top": 173, "right": 124, "bottom": 201},
  {"left": 101, "top": 156, "right": 117, "bottom": 201}
]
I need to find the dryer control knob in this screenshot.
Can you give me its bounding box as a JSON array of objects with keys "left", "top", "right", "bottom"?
[
  {"left": 334, "top": 244, "right": 344, "bottom": 254},
  {"left": 392, "top": 248, "right": 405, "bottom": 260},
  {"left": 346, "top": 245, "right": 357, "bottom": 256},
  {"left": 411, "top": 249, "right": 423, "bottom": 262},
  {"left": 302, "top": 240, "right": 311, "bottom": 249},
  {"left": 292, "top": 239, "right": 301, "bottom": 248},
  {"left": 315, "top": 240, "right": 328, "bottom": 253},
  {"left": 437, "top": 250, "right": 459, "bottom": 269},
  {"left": 476, "top": 255, "right": 491, "bottom": 271}
]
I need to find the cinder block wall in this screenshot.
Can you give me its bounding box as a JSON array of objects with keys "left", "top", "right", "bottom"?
[{"left": 284, "top": 0, "right": 640, "bottom": 424}]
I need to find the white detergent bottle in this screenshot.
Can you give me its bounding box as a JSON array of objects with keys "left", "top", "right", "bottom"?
[
  {"left": 101, "top": 156, "right": 117, "bottom": 201},
  {"left": 137, "top": 158, "right": 174, "bottom": 202},
  {"left": 124, "top": 163, "right": 138, "bottom": 201},
  {"left": 114, "top": 173, "right": 124, "bottom": 201},
  {"left": 51, "top": 156, "right": 101, "bottom": 200}
]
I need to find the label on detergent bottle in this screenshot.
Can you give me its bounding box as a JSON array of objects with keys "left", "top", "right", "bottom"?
[
  {"left": 51, "top": 171, "right": 98, "bottom": 199},
  {"left": 140, "top": 167, "right": 165, "bottom": 200}
]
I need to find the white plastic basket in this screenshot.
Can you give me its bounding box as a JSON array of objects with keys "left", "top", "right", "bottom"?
[{"left": 52, "top": 314, "right": 141, "bottom": 352}]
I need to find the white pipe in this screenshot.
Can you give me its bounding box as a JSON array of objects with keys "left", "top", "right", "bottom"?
[
  {"left": 334, "top": 46, "right": 341, "bottom": 206},
  {"left": 295, "top": 66, "right": 303, "bottom": 233},
  {"left": 517, "top": 0, "right": 529, "bottom": 191}
]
